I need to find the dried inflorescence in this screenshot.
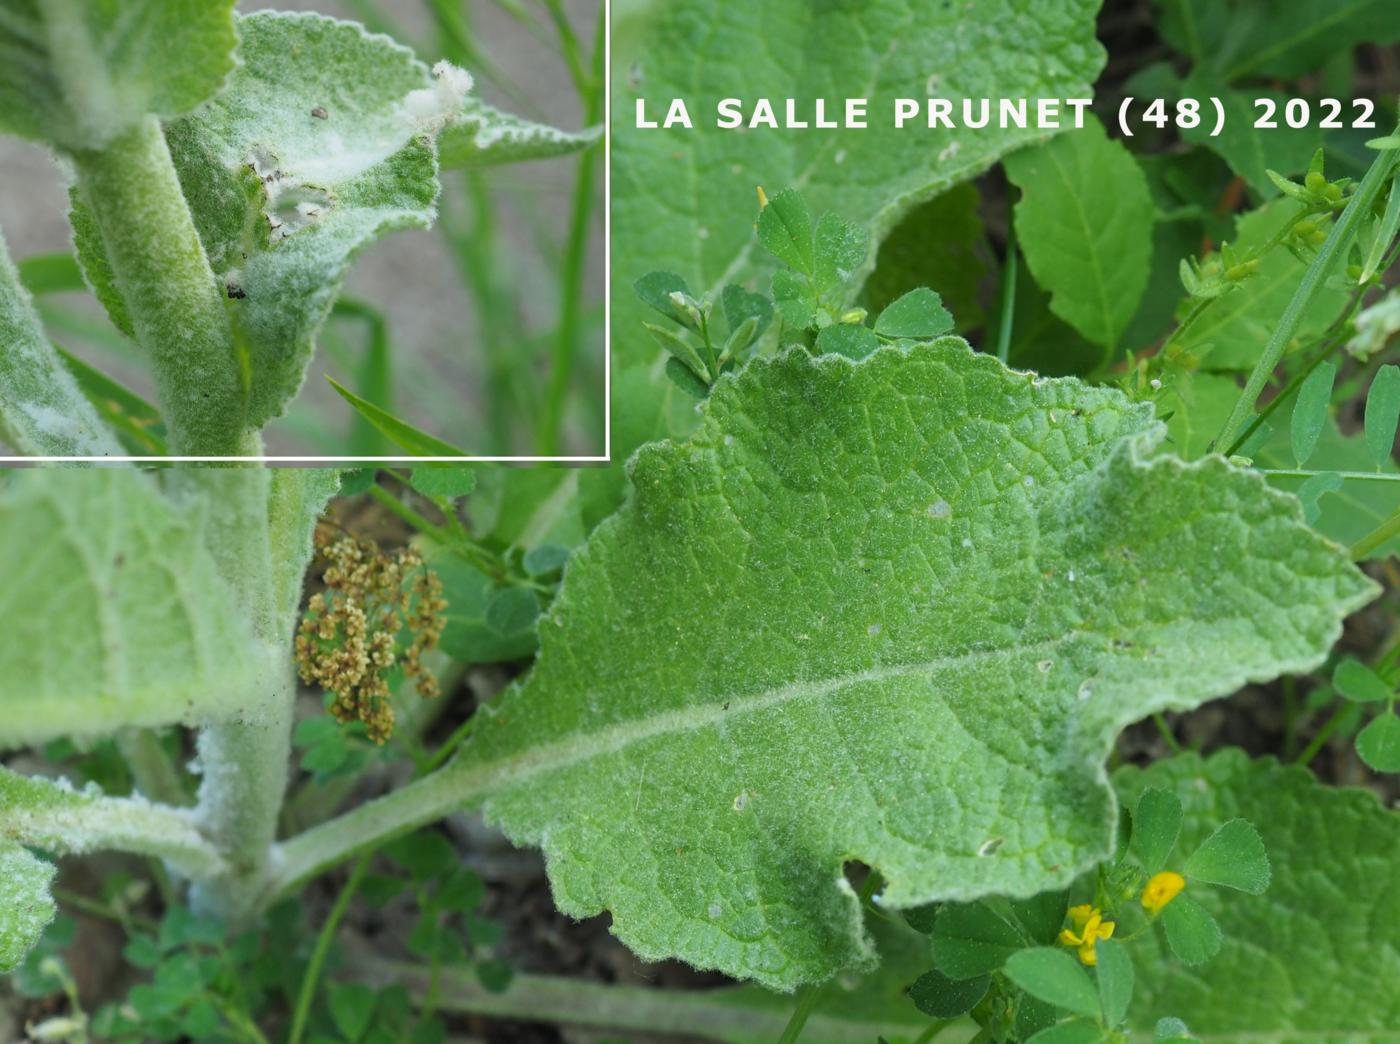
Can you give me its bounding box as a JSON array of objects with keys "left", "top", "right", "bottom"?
[{"left": 295, "top": 530, "right": 447, "bottom": 743}]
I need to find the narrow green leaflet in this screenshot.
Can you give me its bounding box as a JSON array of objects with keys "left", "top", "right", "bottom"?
[
  {"left": 0, "top": 231, "right": 122, "bottom": 457},
  {"left": 326, "top": 377, "right": 470, "bottom": 457},
  {"left": 0, "top": 0, "right": 237, "bottom": 150},
  {"left": 1355, "top": 712, "right": 1400, "bottom": 772},
  {"left": 0, "top": 471, "right": 259, "bottom": 747},
  {"left": 1365, "top": 364, "right": 1400, "bottom": 468},
  {"left": 1005, "top": 117, "right": 1155, "bottom": 352},
  {"left": 437, "top": 100, "right": 599, "bottom": 168},
  {"left": 611, "top": 0, "right": 1106, "bottom": 448},
  {"left": 0, "top": 841, "right": 54, "bottom": 972},
  {"left": 1289, "top": 361, "right": 1334, "bottom": 467},
  {"left": 1117, "top": 750, "right": 1400, "bottom": 1039},
  {"left": 73, "top": 12, "right": 455, "bottom": 431},
  {"left": 1170, "top": 201, "right": 1349, "bottom": 371},
  {"left": 1005, "top": 949, "right": 1100, "bottom": 1019},
  {"left": 442, "top": 341, "right": 1371, "bottom": 989}
]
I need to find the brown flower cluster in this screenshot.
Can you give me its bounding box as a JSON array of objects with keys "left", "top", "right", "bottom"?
[{"left": 295, "top": 531, "right": 448, "bottom": 743}]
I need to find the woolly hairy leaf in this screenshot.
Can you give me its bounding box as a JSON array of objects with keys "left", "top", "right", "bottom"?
[
  {"left": 443, "top": 341, "right": 1371, "bottom": 989},
  {"left": 0, "top": 0, "right": 236, "bottom": 150},
  {"left": 71, "top": 12, "right": 453, "bottom": 431},
  {"left": 1169, "top": 201, "right": 1350, "bottom": 371},
  {"left": 1005, "top": 116, "right": 1155, "bottom": 351},
  {"left": 0, "top": 232, "right": 122, "bottom": 457},
  {"left": 438, "top": 100, "right": 600, "bottom": 168},
  {"left": 611, "top": 0, "right": 1106, "bottom": 448},
  {"left": 0, "top": 471, "right": 259, "bottom": 747},
  {"left": 1117, "top": 750, "right": 1400, "bottom": 1039},
  {"left": 0, "top": 841, "right": 54, "bottom": 973}
]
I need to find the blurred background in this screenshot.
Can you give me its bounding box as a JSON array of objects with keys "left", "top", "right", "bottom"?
[{"left": 0, "top": 0, "right": 605, "bottom": 457}]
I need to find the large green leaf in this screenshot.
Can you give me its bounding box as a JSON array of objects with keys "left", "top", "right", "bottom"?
[
  {"left": 0, "top": 471, "right": 260, "bottom": 747},
  {"left": 611, "top": 0, "right": 1106, "bottom": 449},
  {"left": 0, "top": 0, "right": 237, "bottom": 151},
  {"left": 445, "top": 341, "right": 1371, "bottom": 989},
  {"left": 0, "top": 231, "right": 122, "bottom": 457},
  {"left": 1115, "top": 750, "right": 1400, "bottom": 1040},
  {"left": 1004, "top": 116, "right": 1155, "bottom": 352}
]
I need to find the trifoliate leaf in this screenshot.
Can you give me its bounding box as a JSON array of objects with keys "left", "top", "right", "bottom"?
[
  {"left": 1290, "top": 362, "right": 1335, "bottom": 468},
  {"left": 1095, "top": 939, "right": 1134, "bottom": 1028},
  {"left": 1355, "top": 712, "right": 1400, "bottom": 773},
  {"left": 1004, "top": 116, "right": 1154, "bottom": 351},
  {"left": 1182, "top": 820, "right": 1270, "bottom": 894},
  {"left": 1130, "top": 788, "right": 1183, "bottom": 874},
  {"left": 0, "top": 471, "right": 259, "bottom": 747},
  {"left": 757, "top": 189, "right": 815, "bottom": 277},
  {"left": 815, "top": 324, "right": 880, "bottom": 360},
  {"left": 873, "top": 288, "right": 954, "bottom": 341},
  {"left": 0, "top": 0, "right": 237, "bottom": 151},
  {"left": 1333, "top": 657, "right": 1392, "bottom": 703},
  {"left": 611, "top": 0, "right": 1107, "bottom": 456},
  {"left": 437, "top": 100, "right": 599, "bottom": 168},
  {"left": 932, "top": 902, "right": 1026, "bottom": 980},
  {"left": 813, "top": 212, "right": 869, "bottom": 296},
  {"left": 1121, "top": 752, "right": 1400, "bottom": 1036},
  {"left": 1160, "top": 894, "right": 1221, "bottom": 965},
  {"left": 1005, "top": 948, "right": 1101, "bottom": 1019},
  {"left": 910, "top": 968, "right": 990, "bottom": 1018},
  {"left": 0, "top": 842, "right": 55, "bottom": 973},
  {"left": 1365, "top": 364, "right": 1400, "bottom": 469},
  {"left": 440, "top": 341, "right": 1372, "bottom": 988},
  {"left": 635, "top": 272, "right": 694, "bottom": 325}
]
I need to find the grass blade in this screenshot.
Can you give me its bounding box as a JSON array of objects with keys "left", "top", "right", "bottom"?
[{"left": 326, "top": 375, "right": 470, "bottom": 457}]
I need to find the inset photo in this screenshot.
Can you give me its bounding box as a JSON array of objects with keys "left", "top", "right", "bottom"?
[{"left": 0, "top": 0, "right": 604, "bottom": 460}]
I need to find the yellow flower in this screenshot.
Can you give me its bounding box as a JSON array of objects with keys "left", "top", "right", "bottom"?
[
  {"left": 1141, "top": 870, "right": 1186, "bottom": 915},
  {"left": 1058, "top": 904, "right": 1115, "bottom": 965}
]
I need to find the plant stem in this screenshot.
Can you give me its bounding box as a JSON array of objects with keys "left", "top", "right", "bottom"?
[
  {"left": 777, "top": 986, "right": 825, "bottom": 1044},
  {"left": 347, "top": 954, "right": 930, "bottom": 1041},
  {"left": 117, "top": 729, "right": 190, "bottom": 807},
  {"left": 1351, "top": 505, "right": 1400, "bottom": 560},
  {"left": 70, "top": 116, "right": 253, "bottom": 457},
  {"left": 1295, "top": 702, "right": 1355, "bottom": 765},
  {"left": 1212, "top": 144, "right": 1400, "bottom": 453},
  {"left": 995, "top": 201, "right": 1017, "bottom": 365},
  {"left": 1257, "top": 469, "right": 1400, "bottom": 482},
  {"left": 1151, "top": 712, "right": 1181, "bottom": 754},
  {"left": 536, "top": 5, "right": 605, "bottom": 454},
  {"left": 287, "top": 852, "right": 371, "bottom": 1044}
]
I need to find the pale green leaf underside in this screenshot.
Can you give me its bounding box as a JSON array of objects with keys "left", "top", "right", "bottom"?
[
  {"left": 0, "top": 840, "right": 54, "bottom": 972},
  {"left": 1117, "top": 750, "right": 1400, "bottom": 1042},
  {"left": 610, "top": 0, "right": 1107, "bottom": 452},
  {"left": 0, "top": 230, "right": 122, "bottom": 457},
  {"left": 438, "top": 100, "right": 600, "bottom": 168},
  {"left": 0, "top": 471, "right": 259, "bottom": 748},
  {"left": 1005, "top": 116, "right": 1155, "bottom": 351},
  {"left": 449, "top": 341, "right": 1372, "bottom": 989},
  {"left": 0, "top": 0, "right": 236, "bottom": 150}
]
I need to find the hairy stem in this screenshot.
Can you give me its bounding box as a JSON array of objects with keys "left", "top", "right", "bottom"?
[{"left": 70, "top": 116, "right": 253, "bottom": 457}]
